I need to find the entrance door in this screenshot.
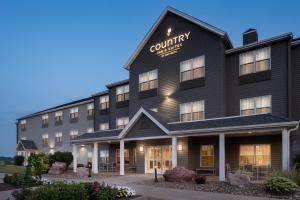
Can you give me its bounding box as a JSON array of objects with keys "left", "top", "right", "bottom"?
[{"left": 145, "top": 145, "right": 172, "bottom": 174}]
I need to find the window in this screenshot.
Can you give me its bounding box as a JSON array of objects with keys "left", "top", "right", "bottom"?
[
  {"left": 99, "top": 123, "right": 109, "bottom": 131},
  {"left": 55, "top": 111, "right": 63, "bottom": 122},
  {"left": 239, "top": 144, "right": 271, "bottom": 166},
  {"left": 42, "top": 134, "right": 48, "bottom": 146},
  {"left": 100, "top": 150, "right": 109, "bottom": 164},
  {"left": 180, "top": 101, "right": 205, "bottom": 122},
  {"left": 42, "top": 114, "right": 49, "bottom": 126},
  {"left": 116, "top": 117, "right": 129, "bottom": 129},
  {"left": 87, "top": 128, "right": 94, "bottom": 133},
  {"left": 69, "top": 130, "right": 78, "bottom": 140},
  {"left": 116, "top": 85, "right": 129, "bottom": 102},
  {"left": 139, "top": 69, "right": 158, "bottom": 92},
  {"left": 116, "top": 149, "right": 130, "bottom": 164},
  {"left": 239, "top": 47, "right": 271, "bottom": 76},
  {"left": 70, "top": 107, "right": 79, "bottom": 119},
  {"left": 100, "top": 95, "right": 109, "bottom": 110},
  {"left": 200, "top": 145, "right": 214, "bottom": 167},
  {"left": 55, "top": 132, "right": 63, "bottom": 144},
  {"left": 240, "top": 95, "right": 271, "bottom": 116},
  {"left": 150, "top": 108, "right": 158, "bottom": 112},
  {"left": 20, "top": 120, "right": 26, "bottom": 130},
  {"left": 180, "top": 56, "right": 205, "bottom": 82},
  {"left": 87, "top": 103, "right": 94, "bottom": 116}
]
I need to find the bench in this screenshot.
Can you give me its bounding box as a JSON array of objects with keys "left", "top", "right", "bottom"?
[{"left": 196, "top": 168, "right": 216, "bottom": 176}]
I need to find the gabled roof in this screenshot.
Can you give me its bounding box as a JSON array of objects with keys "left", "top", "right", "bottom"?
[
  {"left": 106, "top": 79, "right": 129, "bottom": 88},
  {"left": 16, "top": 140, "right": 38, "bottom": 151},
  {"left": 72, "top": 129, "right": 122, "bottom": 142},
  {"left": 124, "top": 6, "right": 233, "bottom": 69}
]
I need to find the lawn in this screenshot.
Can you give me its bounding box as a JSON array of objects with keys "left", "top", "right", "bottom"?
[{"left": 0, "top": 165, "right": 26, "bottom": 174}]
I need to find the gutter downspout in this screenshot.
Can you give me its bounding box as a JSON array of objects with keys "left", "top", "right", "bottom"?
[{"left": 288, "top": 122, "right": 299, "bottom": 167}]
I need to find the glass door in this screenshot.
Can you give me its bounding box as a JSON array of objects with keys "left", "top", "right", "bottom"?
[
  {"left": 145, "top": 145, "right": 172, "bottom": 174},
  {"left": 162, "top": 146, "right": 172, "bottom": 173}
]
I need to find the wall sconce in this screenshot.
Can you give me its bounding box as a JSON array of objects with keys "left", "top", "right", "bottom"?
[
  {"left": 139, "top": 145, "right": 144, "bottom": 152},
  {"left": 177, "top": 144, "right": 183, "bottom": 151},
  {"left": 80, "top": 144, "right": 85, "bottom": 148},
  {"left": 49, "top": 148, "right": 54, "bottom": 154}
]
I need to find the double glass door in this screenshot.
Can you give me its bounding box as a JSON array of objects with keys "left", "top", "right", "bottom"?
[{"left": 145, "top": 145, "right": 172, "bottom": 174}]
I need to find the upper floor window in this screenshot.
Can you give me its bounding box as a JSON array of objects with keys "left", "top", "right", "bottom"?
[
  {"left": 239, "top": 47, "right": 271, "bottom": 76},
  {"left": 55, "top": 111, "right": 63, "bottom": 122},
  {"left": 99, "top": 123, "right": 109, "bottom": 131},
  {"left": 87, "top": 103, "right": 94, "bottom": 116},
  {"left": 180, "top": 56, "right": 205, "bottom": 82},
  {"left": 42, "top": 134, "right": 49, "bottom": 146},
  {"left": 55, "top": 132, "right": 63, "bottom": 144},
  {"left": 116, "top": 117, "right": 129, "bottom": 129},
  {"left": 139, "top": 69, "right": 158, "bottom": 92},
  {"left": 20, "top": 120, "right": 26, "bottom": 130},
  {"left": 70, "top": 130, "right": 78, "bottom": 140},
  {"left": 87, "top": 128, "right": 94, "bottom": 133},
  {"left": 116, "top": 85, "right": 129, "bottom": 102},
  {"left": 180, "top": 100, "right": 205, "bottom": 122},
  {"left": 240, "top": 95, "right": 271, "bottom": 116},
  {"left": 42, "top": 114, "right": 49, "bottom": 126},
  {"left": 100, "top": 95, "right": 109, "bottom": 110},
  {"left": 70, "top": 107, "right": 79, "bottom": 119}
]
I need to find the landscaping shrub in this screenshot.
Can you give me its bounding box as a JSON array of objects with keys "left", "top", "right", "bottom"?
[
  {"left": 293, "top": 154, "right": 300, "bottom": 170},
  {"left": 271, "top": 167, "right": 300, "bottom": 186},
  {"left": 265, "top": 176, "right": 298, "bottom": 196},
  {"left": 12, "top": 188, "right": 32, "bottom": 200},
  {"left": 14, "top": 155, "right": 25, "bottom": 166},
  {"left": 50, "top": 151, "right": 73, "bottom": 168},
  {"left": 195, "top": 175, "right": 206, "bottom": 184},
  {"left": 3, "top": 173, "right": 41, "bottom": 187}
]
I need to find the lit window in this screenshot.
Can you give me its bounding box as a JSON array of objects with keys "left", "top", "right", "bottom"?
[
  {"left": 55, "top": 132, "right": 63, "bottom": 144},
  {"left": 180, "top": 56, "right": 205, "bottom": 82},
  {"left": 70, "top": 107, "right": 79, "bottom": 119},
  {"left": 42, "top": 134, "right": 48, "bottom": 146},
  {"left": 87, "top": 103, "right": 94, "bottom": 116},
  {"left": 20, "top": 120, "right": 26, "bottom": 130},
  {"left": 99, "top": 123, "right": 109, "bottom": 131},
  {"left": 239, "top": 144, "right": 271, "bottom": 166},
  {"left": 239, "top": 47, "right": 271, "bottom": 76},
  {"left": 87, "top": 128, "right": 94, "bottom": 133},
  {"left": 55, "top": 111, "right": 63, "bottom": 122},
  {"left": 240, "top": 95, "right": 271, "bottom": 116},
  {"left": 100, "top": 150, "right": 109, "bottom": 164},
  {"left": 69, "top": 130, "right": 78, "bottom": 140},
  {"left": 139, "top": 69, "right": 158, "bottom": 92},
  {"left": 42, "top": 114, "right": 49, "bottom": 126},
  {"left": 200, "top": 145, "right": 214, "bottom": 167},
  {"left": 116, "top": 149, "right": 130, "bottom": 164},
  {"left": 180, "top": 101, "right": 205, "bottom": 122},
  {"left": 116, "top": 85, "right": 129, "bottom": 102},
  {"left": 116, "top": 117, "right": 129, "bottom": 129},
  {"left": 100, "top": 95, "right": 109, "bottom": 110}
]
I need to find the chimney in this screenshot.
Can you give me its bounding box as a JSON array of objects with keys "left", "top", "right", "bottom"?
[{"left": 243, "top": 28, "right": 258, "bottom": 45}]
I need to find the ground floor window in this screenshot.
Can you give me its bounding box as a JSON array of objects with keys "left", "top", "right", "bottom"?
[
  {"left": 239, "top": 144, "right": 271, "bottom": 166},
  {"left": 116, "top": 149, "right": 130, "bottom": 164},
  {"left": 99, "top": 150, "right": 109, "bottom": 164},
  {"left": 200, "top": 145, "right": 214, "bottom": 167}
]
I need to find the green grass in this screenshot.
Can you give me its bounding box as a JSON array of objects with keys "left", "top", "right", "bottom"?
[{"left": 0, "top": 165, "right": 26, "bottom": 174}]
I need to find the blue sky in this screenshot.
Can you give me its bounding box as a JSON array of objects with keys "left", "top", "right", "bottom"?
[{"left": 0, "top": 0, "right": 299, "bottom": 157}]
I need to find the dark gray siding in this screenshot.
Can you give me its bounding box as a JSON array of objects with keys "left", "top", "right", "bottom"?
[
  {"left": 225, "top": 40, "right": 289, "bottom": 117},
  {"left": 129, "top": 12, "right": 227, "bottom": 123}
]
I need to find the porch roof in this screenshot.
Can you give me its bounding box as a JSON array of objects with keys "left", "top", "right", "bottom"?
[
  {"left": 72, "top": 129, "right": 122, "bottom": 142},
  {"left": 16, "top": 140, "right": 38, "bottom": 151}
]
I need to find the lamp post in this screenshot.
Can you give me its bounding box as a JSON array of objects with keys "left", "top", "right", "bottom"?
[
  {"left": 154, "top": 166, "right": 158, "bottom": 182},
  {"left": 88, "top": 162, "right": 92, "bottom": 177}
]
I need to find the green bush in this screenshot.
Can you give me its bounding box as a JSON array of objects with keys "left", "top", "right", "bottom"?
[
  {"left": 14, "top": 155, "right": 25, "bottom": 166},
  {"left": 3, "top": 173, "right": 41, "bottom": 187},
  {"left": 294, "top": 154, "right": 300, "bottom": 170},
  {"left": 271, "top": 167, "right": 300, "bottom": 185},
  {"left": 265, "top": 176, "right": 298, "bottom": 196},
  {"left": 50, "top": 151, "right": 73, "bottom": 169}
]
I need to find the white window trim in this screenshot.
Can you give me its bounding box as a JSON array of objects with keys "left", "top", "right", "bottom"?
[
  {"left": 180, "top": 55, "right": 206, "bottom": 82},
  {"left": 200, "top": 145, "right": 214, "bottom": 167},
  {"left": 99, "top": 123, "right": 109, "bottom": 131},
  {"left": 116, "top": 117, "right": 129, "bottom": 129},
  {"left": 139, "top": 69, "right": 158, "bottom": 92},
  {"left": 239, "top": 144, "right": 271, "bottom": 167},
  {"left": 240, "top": 95, "right": 272, "bottom": 116},
  {"left": 239, "top": 47, "right": 271, "bottom": 76},
  {"left": 180, "top": 100, "right": 205, "bottom": 122}
]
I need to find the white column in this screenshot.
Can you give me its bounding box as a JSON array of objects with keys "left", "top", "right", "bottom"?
[
  {"left": 282, "top": 129, "right": 290, "bottom": 170},
  {"left": 72, "top": 144, "right": 77, "bottom": 173},
  {"left": 172, "top": 136, "right": 177, "bottom": 168},
  {"left": 93, "top": 142, "right": 98, "bottom": 174},
  {"left": 120, "top": 140, "right": 125, "bottom": 176},
  {"left": 219, "top": 133, "right": 225, "bottom": 181}
]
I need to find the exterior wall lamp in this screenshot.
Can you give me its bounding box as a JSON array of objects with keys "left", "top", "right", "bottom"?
[
  {"left": 177, "top": 144, "right": 183, "bottom": 151},
  {"left": 139, "top": 145, "right": 144, "bottom": 152}
]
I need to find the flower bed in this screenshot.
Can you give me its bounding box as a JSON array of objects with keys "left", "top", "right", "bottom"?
[{"left": 3, "top": 173, "right": 43, "bottom": 187}]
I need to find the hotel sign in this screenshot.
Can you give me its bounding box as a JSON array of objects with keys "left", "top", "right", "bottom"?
[{"left": 149, "top": 28, "right": 191, "bottom": 58}]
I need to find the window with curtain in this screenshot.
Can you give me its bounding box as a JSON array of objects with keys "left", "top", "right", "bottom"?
[
  {"left": 100, "top": 95, "right": 109, "bottom": 110},
  {"left": 200, "top": 145, "right": 214, "bottom": 167},
  {"left": 87, "top": 103, "right": 94, "bottom": 116},
  {"left": 69, "top": 130, "right": 78, "bottom": 140},
  {"left": 99, "top": 123, "right": 109, "bottom": 130},
  {"left": 116, "top": 149, "right": 130, "bottom": 164},
  {"left": 55, "top": 132, "right": 63, "bottom": 144},
  {"left": 180, "top": 100, "right": 205, "bottom": 122},
  {"left": 239, "top": 144, "right": 271, "bottom": 166},
  {"left": 240, "top": 95, "right": 271, "bottom": 116},
  {"left": 55, "top": 111, "right": 63, "bottom": 122},
  {"left": 116, "top": 85, "right": 129, "bottom": 102},
  {"left": 239, "top": 47, "right": 271, "bottom": 76},
  {"left": 116, "top": 117, "right": 129, "bottom": 129},
  {"left": 139, "top": 69, "right": 158, "bottom": 92},
  {"left": 20, "top": 120, "right": 26, "bottom": 130},
  {"left": 42, "top": 114, "right": 49, "bottom": 125},
  {"left": 180, "top": 56, "right": 205, "bottom": 82},
  {"left": 70, "top": 107, "right": 79, "bottom": 119},
  {"left": 42, "top": 134, "right": 49, "bottom": 146}
]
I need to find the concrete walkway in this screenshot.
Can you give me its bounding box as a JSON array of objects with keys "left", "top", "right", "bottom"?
[{"left": 0, "top": 174, "right": 279, "bottom": 200}]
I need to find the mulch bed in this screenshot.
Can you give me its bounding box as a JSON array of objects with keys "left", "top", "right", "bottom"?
[
  {"left": 0, "top": 183, "right": 19, "bottom": 191},
  {"left": 137, "top": 178, "right": 300, "bottom": 199}
]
